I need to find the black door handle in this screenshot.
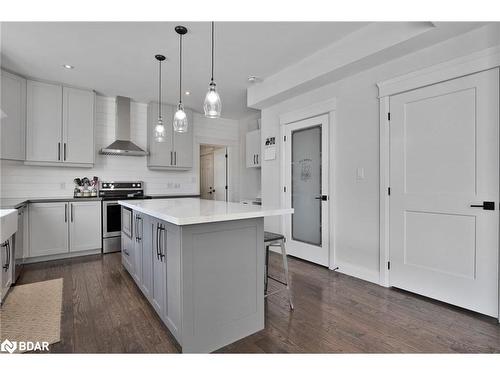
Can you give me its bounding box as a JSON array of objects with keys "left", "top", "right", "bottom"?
[
  {"left": 314, "top": 195, "right": 328, "bottom": 201},
  {"left": 470, "top": 201, "right": 495, "bottom": 210}
]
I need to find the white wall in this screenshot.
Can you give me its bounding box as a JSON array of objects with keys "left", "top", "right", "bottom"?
[
  {"left": 239, "top": 112, "right": 261, "bottom": 201},
  {"left": 260, "top": 23, "right": 500, "bottom": 283},
  {"left": 0, "top": 96, "right": 240, "bottom": 199}
]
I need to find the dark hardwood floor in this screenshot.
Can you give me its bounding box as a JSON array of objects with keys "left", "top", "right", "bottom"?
[{"left": 16, "top": 252, "right": 500, "bottom": 353}]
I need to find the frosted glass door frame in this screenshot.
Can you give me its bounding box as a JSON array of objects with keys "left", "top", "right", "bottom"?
[{"left": 283, "top": 114, "right": 330, "bottom": 266}]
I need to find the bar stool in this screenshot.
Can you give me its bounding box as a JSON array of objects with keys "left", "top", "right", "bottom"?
[{"left": 264, "top": 231, "right": 294, "bottom": 310}]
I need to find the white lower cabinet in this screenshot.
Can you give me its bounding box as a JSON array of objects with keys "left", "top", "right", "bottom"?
[
  {"left": 122, "top": 211, "right": 181, "bottom": 343},
  {"left": 29, "top": 201, "right": 101, "bottom": 258},
  {"left": 151, "top": 220, "right": 167, "bottom": 317},
  {"left": 1, "top": 235, "right": 14, "bottom": 303},
  {"left": 121, "top": 228, "right": 134, "bottom": 274},
  {"left": 69, "top": 201, "right": 101, "bottom": 252},
  {"left": 29, "top": 202, "right": 69, "bottom": 257}
]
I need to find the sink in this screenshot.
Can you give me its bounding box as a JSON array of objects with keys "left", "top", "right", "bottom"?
[{"left": 0, "top": 209, "right": 18, "bottom": 243}]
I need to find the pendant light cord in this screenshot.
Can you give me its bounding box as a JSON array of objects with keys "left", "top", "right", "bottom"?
[
  {"left": 211, "top": 21, "right": 214, "bottom": 82},
  {"left": 158, "top": 59, "right": 162, "bottom": 119},
  {"left": 179, "top": 33, "right": 183, "bottom": 104}
]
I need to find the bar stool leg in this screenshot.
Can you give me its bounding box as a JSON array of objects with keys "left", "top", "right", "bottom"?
[{"left": 279, "top": 239, "right": 294, "bottom": 310}]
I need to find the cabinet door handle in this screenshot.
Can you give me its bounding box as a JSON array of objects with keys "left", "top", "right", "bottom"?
[
  {"left": 6, "top": 241, "right": 10, "bottom": 270},
  {"left": 64, "top": 143, "right": 67, "bottom": 161},
  {"left": 135, "top": 217, "right": 139, "bottom": 241},
  {"left": 159, "top": 225, "right": 166, "bottom": 261},
  {"left": 58, "top": 142, "right": 61, "bottom": 161},
  {"left": 2, "top": 240, "right": 10, "bottom": 270},
  {"left": 174, "top": 151, "right": 177, "bottom": 165},
  {"left": 170, "top": 151, "right": 173, "bottom": 165},
  {"left": 71, "top": 203, "right": 74, "bottom": 222},
  {"left": 123, "top": 248, "right": 129, "bottom": 256},
  {"left": 138, "top": 217, "right": 142, "bottom": 241},
  {"left": 65, "top": 203, "right": 68, "bottom": 222},
  {"left": 156, "top": 224, "right": 160, "bottom": 260},
  {"left": 253, "top": 154, "right": 256, "bottom": 164},
  {"left": 256, "top": 154, "right": 258, "bottom": 164}
]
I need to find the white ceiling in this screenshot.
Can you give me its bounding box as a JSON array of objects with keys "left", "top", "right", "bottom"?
[{"left": 0, "top": 22, "right": 368, "bottom": 119}]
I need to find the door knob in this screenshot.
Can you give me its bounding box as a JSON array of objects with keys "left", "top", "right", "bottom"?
[
  {"left": 314, "top": 195, "right": 328, "bottom": 201},
  {"left": 470, "top": 201, "right": 495, "bottom": 210}
]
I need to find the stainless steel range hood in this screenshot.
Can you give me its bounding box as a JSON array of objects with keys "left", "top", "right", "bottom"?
[{"left": 100, "top": 96, "right": 148, "bottom": 156}]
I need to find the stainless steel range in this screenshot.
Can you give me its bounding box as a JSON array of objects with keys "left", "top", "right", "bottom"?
[{"left": 100, "top": 181, "right": 151, "bottom": 253}]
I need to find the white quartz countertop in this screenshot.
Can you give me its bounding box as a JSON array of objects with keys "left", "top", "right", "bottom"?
[{"left": 118, "top": 198, "right": 294, "bottom": 225}]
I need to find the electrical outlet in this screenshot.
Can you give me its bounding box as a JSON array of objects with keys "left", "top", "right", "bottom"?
[
  {"left": 60, "top": 182, "right": 66, "bottom": 190},
  {"left": 174, "top": 183, "right": 180, "bottom": 189}
]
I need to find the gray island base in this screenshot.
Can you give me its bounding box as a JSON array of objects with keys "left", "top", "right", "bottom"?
[{"left": 118, "top": 198, "right": 293, "bottom": 353}]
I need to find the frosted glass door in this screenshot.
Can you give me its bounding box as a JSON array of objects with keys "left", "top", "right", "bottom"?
[
  {"left": 283, "top": 114, "right": 329, "bottom": 267},
  {"left": 291, "top": 126, "right": 322, "bottom": 245}
]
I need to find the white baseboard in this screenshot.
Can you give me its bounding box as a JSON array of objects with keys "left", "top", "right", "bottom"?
[{"left": 330, "top": 261, "right": 380, "bottom": 285}]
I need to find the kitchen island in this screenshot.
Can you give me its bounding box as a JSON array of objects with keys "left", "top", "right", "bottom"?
[{"left": 118, "top": 198, "right": 293, "bottom": 353}]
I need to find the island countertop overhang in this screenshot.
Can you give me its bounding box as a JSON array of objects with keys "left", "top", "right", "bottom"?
[{"left": 118, "top": 198, "right": 294, "bottom": 226}]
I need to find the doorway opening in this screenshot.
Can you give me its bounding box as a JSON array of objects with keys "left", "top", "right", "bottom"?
[{"left": 200, "top": 144, "right": 228, "bottom": 201}]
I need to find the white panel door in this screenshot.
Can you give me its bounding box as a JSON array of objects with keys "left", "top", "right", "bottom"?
[
  {"left": 69, "top": 201, "right": 101, "bottom": 252},
  {"left": 1, "top": 70, "right": 26, "bottom": 161},
  {"left": 200, "top": 153, "right": 215, "bottom": 200},
  {"left": 29, "top": 202, "right": 69, "bottom": 257},
  {"left": 389, "top": 68, "right": 499, "bottom": 317},
  {"left": 26, "top": 80, "right": 63, "bottom": 162},
  {"left": 63, "top": 87, "right": 95, "bottom": 164},
  {"left": 213, "top": 147, "right": 227, "bottom": 201},
  {"left": 283, "top": 114, "right": 329, "bottom": 266}
]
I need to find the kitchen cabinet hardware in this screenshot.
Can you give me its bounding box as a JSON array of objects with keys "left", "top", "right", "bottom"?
[{"left": 2, "top": 240, "right": 10, "bottom": 270}]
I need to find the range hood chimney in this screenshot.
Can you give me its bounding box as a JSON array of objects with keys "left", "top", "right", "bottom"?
[{"left": 100, "top": 96, "right": 148, "bottom": 156}]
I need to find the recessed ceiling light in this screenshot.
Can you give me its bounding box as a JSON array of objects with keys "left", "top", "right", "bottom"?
[
  {"left": 185, "top": 91, "right": 191, "bottom": 96},
  {"left": 248, "top": 76, "right": 260, "bottom": 83},
  {"left": 63, "top": 64, "right": 74, "bottom": 69}
]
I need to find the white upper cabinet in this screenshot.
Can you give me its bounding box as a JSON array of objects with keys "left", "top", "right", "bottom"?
[
  {"left": 147, "top": 102, "right": 193, "bottom": 170},
  {"left": 1, "top": 70, "right": 26, "bottom": 161},
  {"left": 63, "top": 87, "right": 95, "bottom": 164},
  {"left": 147, "top": 102, "right": 174, "bottom": 168},
  {"left": 246, "top": 129, "right": 261, "bottom": 168},
  {"left": 172, "top": 110, "right": 193, "bottom": 169},
  {"left": 26, "top": 80, "right": 63, "bottom": 163},
  {"left": 26, "top": 79, "right": 94, "bottom": 167}
]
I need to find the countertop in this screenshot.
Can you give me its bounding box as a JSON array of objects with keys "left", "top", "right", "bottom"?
[
  {"left": 0, "top": 194, "right": 201, "bottom": 209},
  {"left": 0, "top": 196, "right": 101, "bottom": 209},
  {"left": 118, "top": 198, "right": 294, "bottom": 226}
]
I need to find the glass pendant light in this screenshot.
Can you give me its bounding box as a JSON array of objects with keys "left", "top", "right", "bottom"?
[
  {"left": 154, "top": 54, "right": 166, "bottom": 142},
  {"left": 204, "top": 22, "right": 221, "bottom": 118},
  {"left": 173, "top": 26, "right": 188, "bottom": 133}
]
